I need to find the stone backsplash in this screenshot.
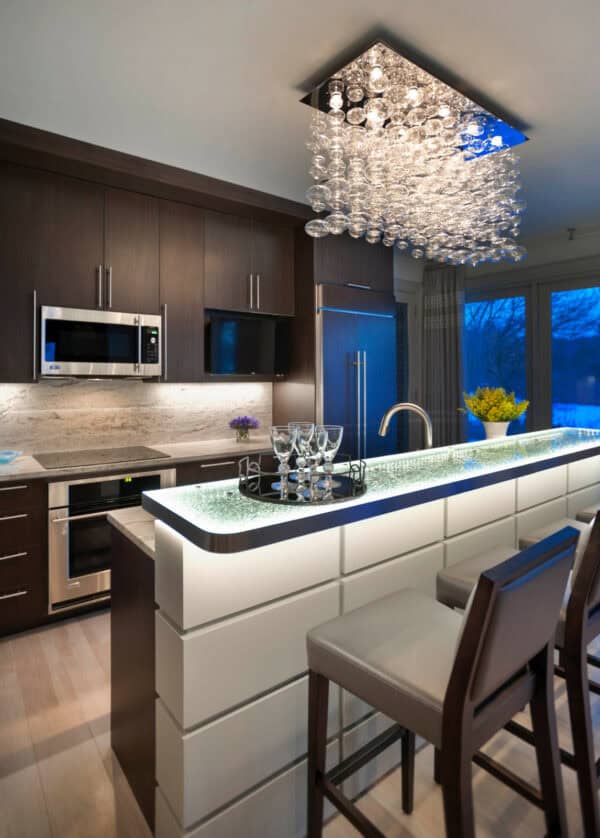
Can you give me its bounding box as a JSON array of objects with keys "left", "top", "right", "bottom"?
[{"left": 0, "top": 380, "right": 272, "bottom": 453}]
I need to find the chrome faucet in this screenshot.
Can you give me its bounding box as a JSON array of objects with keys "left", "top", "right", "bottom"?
[{"left": 378, "top": 403, "right": 434, "bottom": 449}]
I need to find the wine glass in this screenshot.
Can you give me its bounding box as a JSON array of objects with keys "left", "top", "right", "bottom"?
[
  {"left": 319, "top": 425, "right": 344, "bottom": 490},
  {"left": 288, "top": 422, "right": 315, "bottom": 485},
  {"left": 270, "top": 425, "right": 297, "bottom": 498},
  {"left": 305, "top": 426, "right": 329, "bottom": 498}
]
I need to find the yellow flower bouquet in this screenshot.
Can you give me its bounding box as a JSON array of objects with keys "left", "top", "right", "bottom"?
[{"left": 462, "top": 387, "right": 529, "bottom": 437}]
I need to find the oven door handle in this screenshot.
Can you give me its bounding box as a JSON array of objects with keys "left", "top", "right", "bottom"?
[{"left": 51, "top": 510, "right": 109, "bottom": 524}]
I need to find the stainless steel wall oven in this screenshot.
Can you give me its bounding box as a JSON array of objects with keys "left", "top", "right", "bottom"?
[{"left": 48, "top": 468, "right": 175, "bottom": 612}]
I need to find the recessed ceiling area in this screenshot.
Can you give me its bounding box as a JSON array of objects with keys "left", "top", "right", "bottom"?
[{"left": 0, "top": 0, "right": 598, "bottom": 237}]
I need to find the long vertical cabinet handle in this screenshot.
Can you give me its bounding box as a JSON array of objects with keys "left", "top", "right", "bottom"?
[
  {"left": 96, "top": 265, "right": 104, "bottom": 309},
  {"left": 362, "top": 350, "right": 367, "bottom": 459},
  {"left": 32, "top": 289, "right": 38, "bottom": 382},
  {"left": 256, "top": 273, "right": 260, "bottom": 311},
  {"left": 161, "top": 303, "right": 168, "bottom": 381},
  {"left": 355, "top": 350, "right": 362, "bottom": 460},
  {"left": 248, "top": 274, "right": 254, "bottom": 310},
  {"left": 136, "top": 316, "right": 141, "bottom": 374},
  {"left": 105, "top": 266, "right": 113, "bottom": 309}
]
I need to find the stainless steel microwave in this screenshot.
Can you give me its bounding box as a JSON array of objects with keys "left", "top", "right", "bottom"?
[{"left": 40, "top": 306, "right": 162, "bottom": 378}]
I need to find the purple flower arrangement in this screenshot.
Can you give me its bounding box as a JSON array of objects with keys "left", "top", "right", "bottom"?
[{"left": 229, "top": 415, "right": 260, "bottom": 442}]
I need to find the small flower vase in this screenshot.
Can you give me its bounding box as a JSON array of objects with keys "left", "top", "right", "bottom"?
[
  {"left": 482, "top": 420, "right": 510, "bottom": 440},
  {"left": 235, "top": 428, "right": 250, "bottom": 443}
]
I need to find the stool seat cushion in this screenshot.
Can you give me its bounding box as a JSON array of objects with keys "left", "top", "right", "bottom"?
[
  {"left": 307, "top": 588, "right": 462, "bottom": 748},
  {"left": 518, "top": 518, "right": 589, "bottom": 551},
  {"left": 576, "top": 506, "right": 598, "bottom": 525},
  {"left": 436, "top": 546, "right": 518, "bottom": 610}
]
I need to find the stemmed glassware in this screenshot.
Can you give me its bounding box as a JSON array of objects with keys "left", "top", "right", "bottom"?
[
  {"left": 270, "top": 425, "right": 297, "bottom": 498},
  {"left": 319, "top": 425, "right": 344, "bottom": 492},
  {"left": 288, "top": 422, "right": 315, "bottom": 486},
  {"left": 305, "top": 426, "right": 329, "bottom": 499}
]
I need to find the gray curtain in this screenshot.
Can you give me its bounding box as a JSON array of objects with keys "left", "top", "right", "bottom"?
[{"left": 421, "top": 265, "right": 464, "bottom": 446}]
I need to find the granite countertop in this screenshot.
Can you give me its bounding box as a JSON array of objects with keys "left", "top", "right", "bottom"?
[
  {"left": 108, "top": 507, "right": 156, "bottom": 559},
  {"left": 142, "top": 427, "right": 600, "bottom": 554},
  {"left": 0, "top": 436, "right": 272, "bottom": 483}
]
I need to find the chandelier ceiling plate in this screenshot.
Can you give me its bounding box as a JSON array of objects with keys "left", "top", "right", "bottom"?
[{"left": 301, "top": 39, "right": 529, "bottom": 267}]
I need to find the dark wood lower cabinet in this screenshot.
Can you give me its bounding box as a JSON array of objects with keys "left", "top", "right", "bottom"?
[
  {"left": 110, "top": 527, "right": 156, "bottom": 831},
  {"left": 176, "top": 451, "right": 273, "bottom": 485}
]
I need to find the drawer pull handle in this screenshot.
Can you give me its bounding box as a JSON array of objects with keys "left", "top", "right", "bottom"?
[
  {"left": 0, "top": 513, "right": 28, "bottom": 522},
  {"left": 0, "top": 485, "right": 28, "bottom": 493},
  {"left": 0, "top": 590, "right": 27, "bottom": 601},
  {"left": 0, "top": 552, "right": 27, "bottom": 562},
  {"left": 200, "top": 460, "right": 236, "bottom": 469}
]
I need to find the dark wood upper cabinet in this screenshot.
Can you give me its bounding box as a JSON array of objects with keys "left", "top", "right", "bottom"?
[
  {"left": 104, "top": 189, "right": 160, "bottom": 313},
  {"left": 314, "top": 235, "right": 393, "bottom": 293},
  {"left": 0, "top": 162, "right": 105, "bottom": 381},
  {"left": 204, "top": 210, "right": 294, "bottom": 315},
  {"left": 204, "top": 210, "right": 253, "bottom": 312},
  {"left": 252, "top": 220, "right": 294, "bottom": 316},
  {"left": 159, "top": 200, "right": 204, "bottom": 382}
]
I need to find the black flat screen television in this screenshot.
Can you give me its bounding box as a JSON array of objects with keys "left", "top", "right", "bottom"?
[{"left": 205, "top": 310, "right": 290, "bottom": 376}]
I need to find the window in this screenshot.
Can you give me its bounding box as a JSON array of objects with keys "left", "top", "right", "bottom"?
[
  {"left": 463, "top": 295, "right": 528, "bottom": 440},
  {"left": 551, "top": 287, "right": 600, "bottom": 429}
]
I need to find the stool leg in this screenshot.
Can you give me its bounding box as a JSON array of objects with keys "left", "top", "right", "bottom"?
[
  {"left": 530, "top": 645, "right": 569, "bottom": 837},
  {"left": 434, "top": 747, "right": 442, "bottom": 784},
  {"left": 401, "top": 730, "right": 415, "bottom": 814},
  {"left": 307, "top": 670, "right": 329, "bottom": 838},
  {"left": 440, "top": 745, "right": 475, "bottom": 838},
  {"left": 564, "top": 650, "right": 600, "bottom": 838}
]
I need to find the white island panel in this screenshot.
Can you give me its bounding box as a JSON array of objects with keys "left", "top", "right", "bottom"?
[
  {"left": 156, "top": 676, "right": 340, "bottom": 828},
  {"left": 568, "top": 454, "right": 600, "bottom": 492},
  {"left": 517, "top": 464, "right": 567, "bottom": 511},
  {"left": 156, "top": 521, "right": 340, "bottom": 631},
  {"left": 155, "top": 742, "right": 340, "bottom": 838},
  {"left": 156, "top": 581, "right": 340, "bottom": 729},
  {"left": 446, "top": 479, "right": 515, "bottom": 537},
  {"left": 343, "top": 499, "right": 444, "bottom": 573}
]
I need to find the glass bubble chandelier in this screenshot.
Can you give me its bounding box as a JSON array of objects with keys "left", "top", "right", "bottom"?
[{"left": 303, "top": 41, "right": 528, "bottom": 267}]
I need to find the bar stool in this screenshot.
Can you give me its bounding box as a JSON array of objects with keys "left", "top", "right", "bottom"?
[
  {"left": 306, "top": 528, "right": 578, "bottom": 838},
  {"left": 576, "top": 505, "right": 599, "bottom": 524},
  {"left": 436, "top": 512, "right": 600, "bottom": 837}
]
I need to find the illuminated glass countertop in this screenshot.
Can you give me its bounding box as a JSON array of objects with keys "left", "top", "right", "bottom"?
[{"left": 142, "top": 428, "right": 600, "bottom": 553}]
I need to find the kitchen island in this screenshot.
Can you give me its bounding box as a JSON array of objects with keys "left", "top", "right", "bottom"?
[{"left": 132, "top": 428, "right": 600, "bottom": 838}]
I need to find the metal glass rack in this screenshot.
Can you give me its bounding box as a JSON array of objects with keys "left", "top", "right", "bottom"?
[{"left": 238, "top": 454, "right": 367, "bottom": 505}]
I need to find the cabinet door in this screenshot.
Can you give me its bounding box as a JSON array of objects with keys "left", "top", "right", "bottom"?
[
  {"left": 204, "top": 211, "right": 253, "bottom": 312},
  {"left": 159, "top": 201, "right": 204, "bottom": 382},
  {"left": 314, "top": 235, "right": 392, "bottom": 292},
  {"left": 0, "top": 163, "right": 104, "bottom": 381},
  {"left": 252, "top": 221, "right": 294, "bottom": 315},
  {"left": 104, "top": 188, "right": 160, "bottom": 313}
]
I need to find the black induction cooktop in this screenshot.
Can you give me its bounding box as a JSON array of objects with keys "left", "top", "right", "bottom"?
[{"left": 34, "top": 446, "right": 168, "bottom": 469}]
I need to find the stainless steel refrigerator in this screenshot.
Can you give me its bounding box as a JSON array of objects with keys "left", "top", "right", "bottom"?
[{"left": 316, "top": 285, "right": 406, "bottom": 460}]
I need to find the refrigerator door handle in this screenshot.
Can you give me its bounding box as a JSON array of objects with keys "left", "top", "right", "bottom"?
[
  {"left": 355, "top": 350, "right": 362, "bottom": 460},
  {"left": 362, "top": 350, "right": 367, "bottom": 460}
]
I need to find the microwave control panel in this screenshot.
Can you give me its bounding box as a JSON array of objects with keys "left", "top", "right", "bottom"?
[{"left": 141, "top": 326, "right": 160, "bottom": 364}]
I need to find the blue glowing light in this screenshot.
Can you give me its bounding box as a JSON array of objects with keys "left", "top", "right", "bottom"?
[{"left": 460, "top": 113, "right": 527, "bottom": 159}]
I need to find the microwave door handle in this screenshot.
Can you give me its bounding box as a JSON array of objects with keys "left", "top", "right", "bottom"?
[{"left": 137, "top": 317, "right": 142, "bottom": 375}]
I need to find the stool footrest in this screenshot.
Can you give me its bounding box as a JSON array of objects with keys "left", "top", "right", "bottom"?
[
  {"left": 321, "top": 776, "right": 386, "bottom": 838},
  {"left": 327, "top": 723, "right": 405, "bottom": 786},
  {"left": 505, "top": 719, "right": 577, "bottom": 770},
  {"left": 472, "top": 751, "right": 544, "bottom": 809},
  {"left": 587, "top": 653, "right": 600, "bottom": 669}
]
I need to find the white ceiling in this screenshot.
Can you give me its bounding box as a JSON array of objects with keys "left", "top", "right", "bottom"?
[{"left": 1, "top": 0, "right": 599, "bottom": 237}]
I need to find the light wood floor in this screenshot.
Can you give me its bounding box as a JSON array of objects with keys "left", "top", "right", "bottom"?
[{"left": 0, "top": 611, "right": 596, "bottom": 837}]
